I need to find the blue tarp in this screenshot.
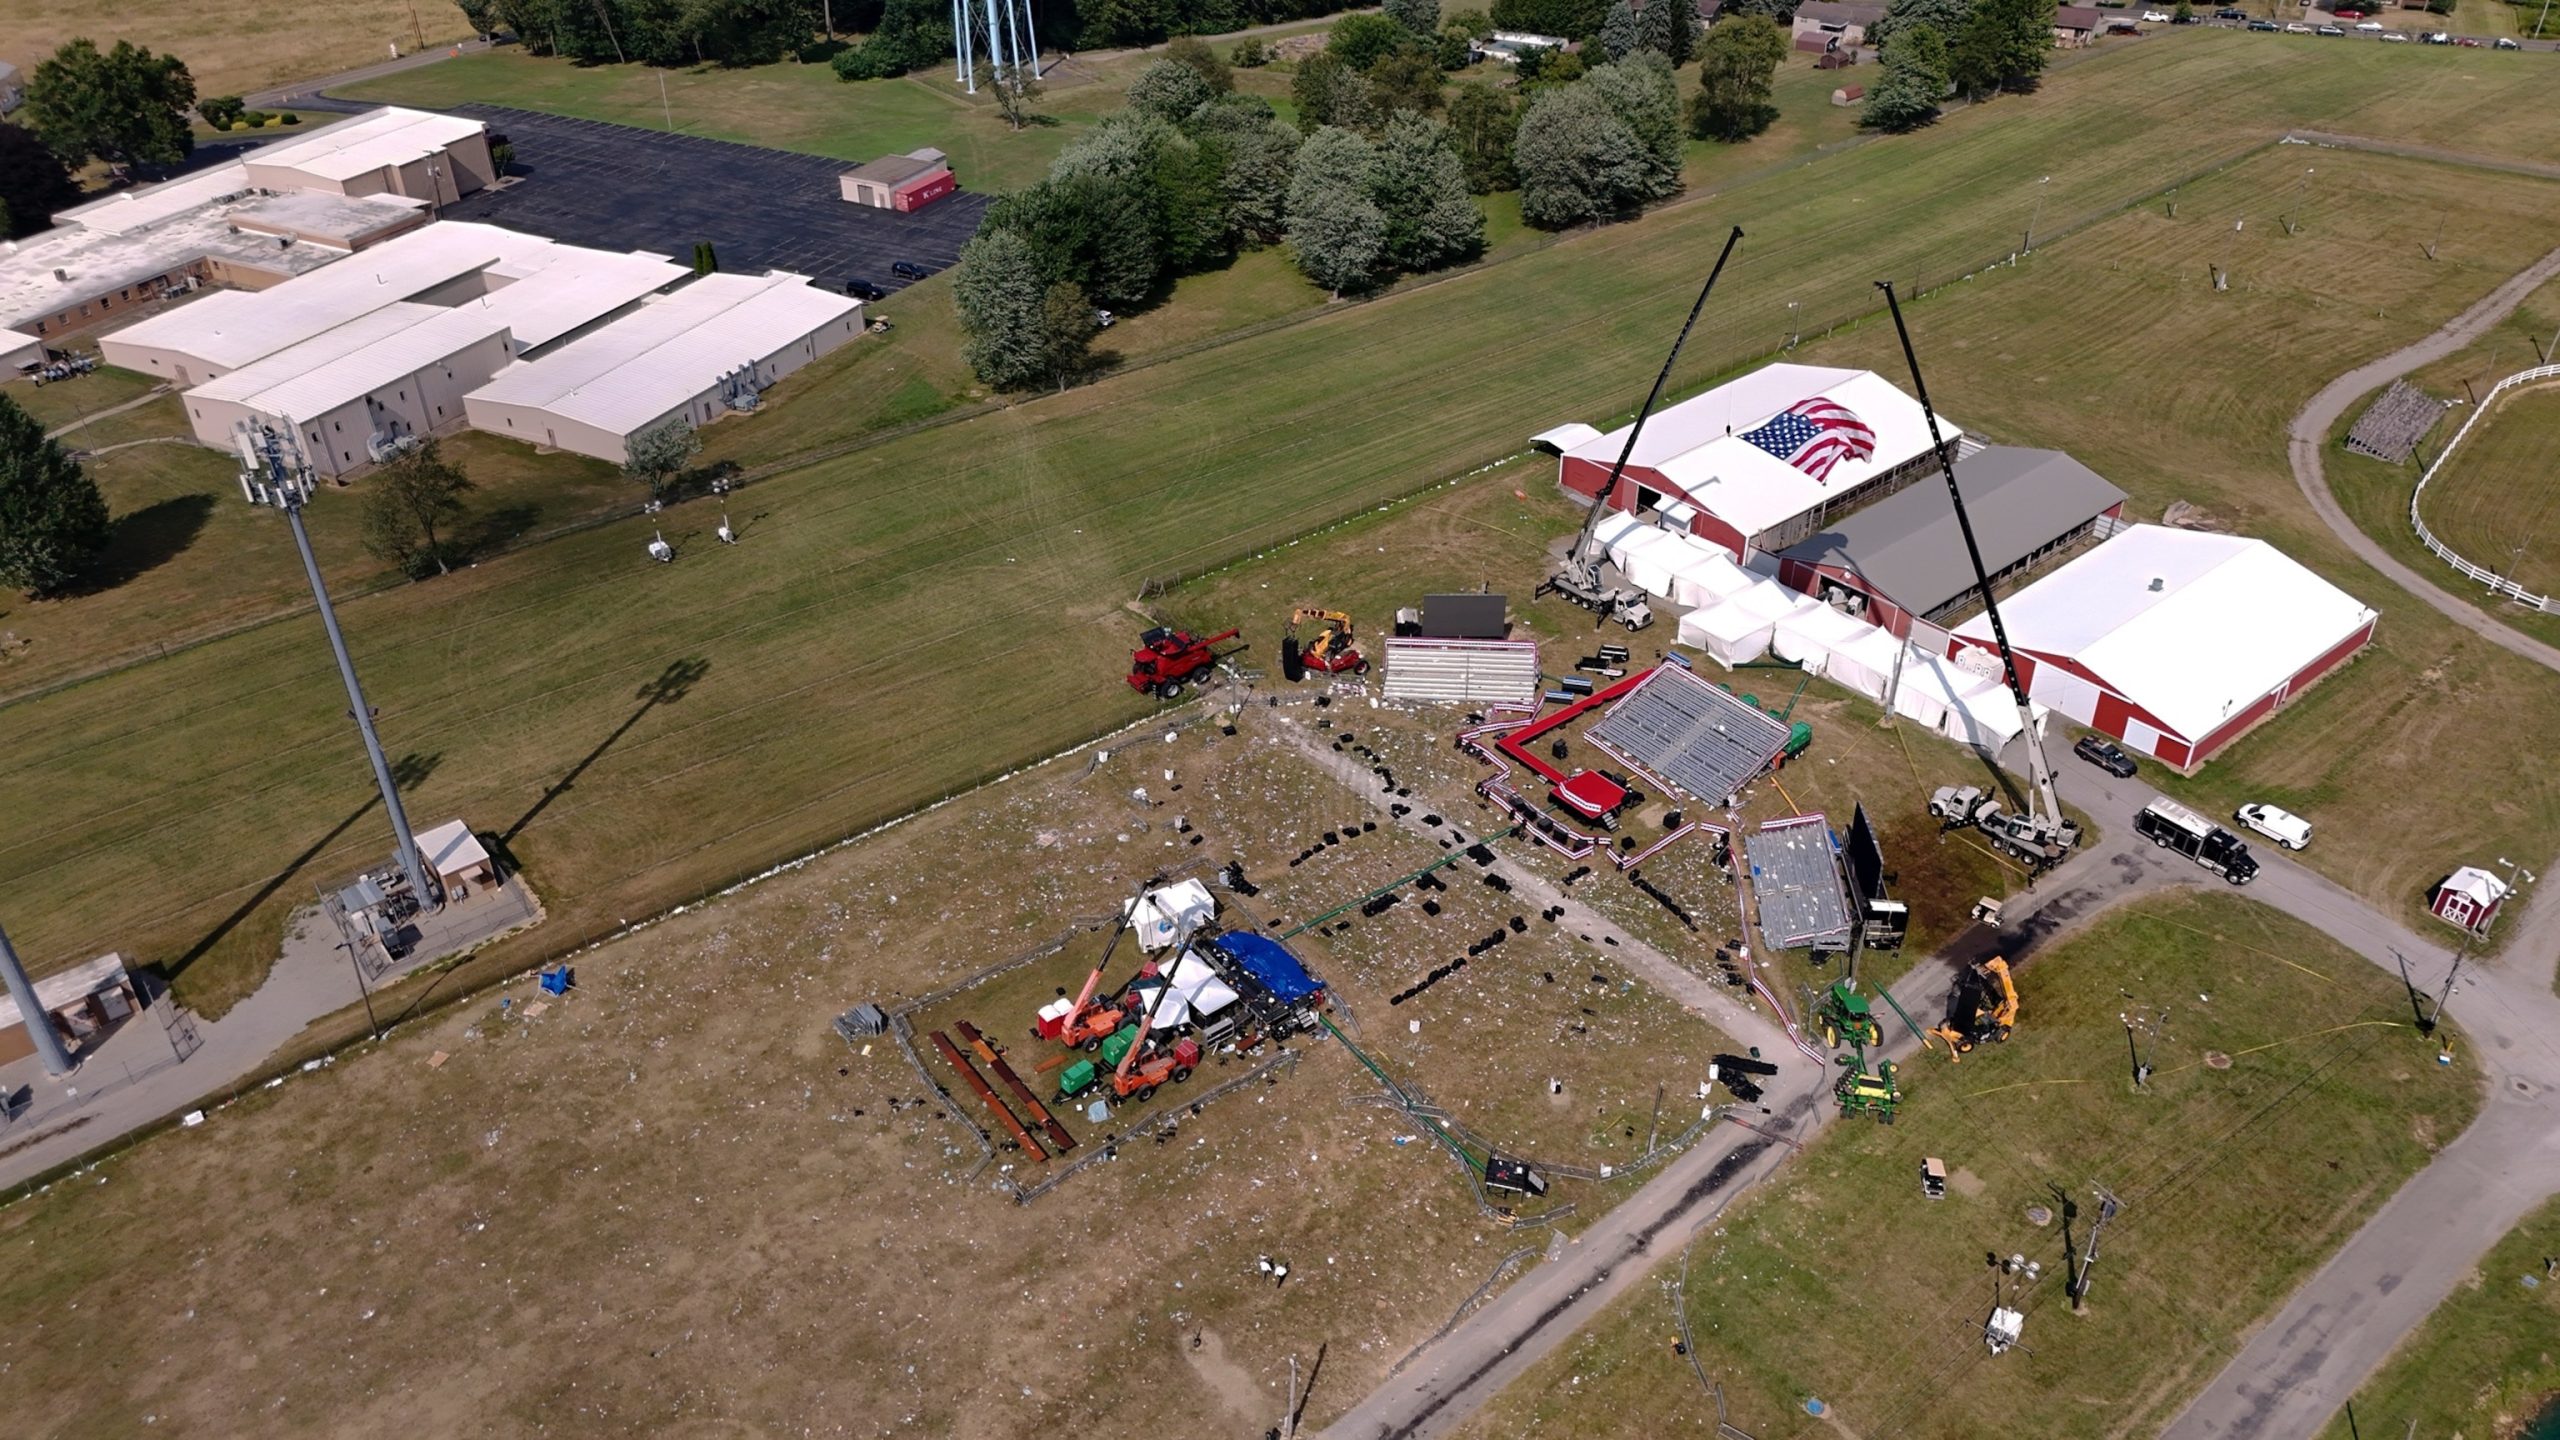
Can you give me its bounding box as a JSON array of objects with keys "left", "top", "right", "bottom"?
[{"left": 1214, "top": 932, "right": 1325, "bottom": 1003}]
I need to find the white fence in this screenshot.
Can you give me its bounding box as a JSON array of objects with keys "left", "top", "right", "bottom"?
[{"left": 2410, "top": 364, "right": 2560, "bottom": 613}]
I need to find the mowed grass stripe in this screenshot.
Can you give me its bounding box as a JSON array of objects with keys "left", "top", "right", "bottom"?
[{"left": 7, "top": 36, "right": 2560, "bottom": 1008}]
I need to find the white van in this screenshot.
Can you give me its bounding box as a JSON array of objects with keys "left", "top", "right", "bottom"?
[{"left": 2234, "top": 803, "right": 2311, "bottom": 851}]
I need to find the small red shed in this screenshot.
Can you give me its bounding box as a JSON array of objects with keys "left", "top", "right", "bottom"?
[{"left": 2429, "top": 867, "right": 2510, "bottom": 935}]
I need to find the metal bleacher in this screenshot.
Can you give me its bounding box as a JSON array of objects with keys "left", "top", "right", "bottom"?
[
  {"left": 2345, "top": 380, "right": 2448, "bottom": 464},
  {"left": 1587, "top": 667, "right": 1791, "bottom": 804}
]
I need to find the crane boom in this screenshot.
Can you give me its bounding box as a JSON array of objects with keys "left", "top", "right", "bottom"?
[
  {"left": 1544, "top": 227, "right": 1745, "bottom": 627},
  {"left": 1875, "top": 281, "right": 2068, "bottom": 843}
]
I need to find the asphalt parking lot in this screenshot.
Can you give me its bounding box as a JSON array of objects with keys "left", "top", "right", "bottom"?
[{"left": 435, "top": 105, "right": 990, "bottom": 295}]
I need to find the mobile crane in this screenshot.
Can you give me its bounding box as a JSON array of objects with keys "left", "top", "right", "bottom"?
[
  {"left": 1033, "top": 877, "right": 1152, "bottom": 1051},
  {"left": 1876, "top": 282, "right": 2080, "bottom": 871},
  {"left": 1538, "top": 227, "right": 1743, "bottom": 632}
]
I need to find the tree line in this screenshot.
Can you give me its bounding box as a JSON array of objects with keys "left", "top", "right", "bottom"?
[{"left": 1861, "top": 0, "right": 2058, "bottom": 132}]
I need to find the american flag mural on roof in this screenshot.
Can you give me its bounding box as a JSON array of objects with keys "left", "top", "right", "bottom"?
[{"left": 1739, "top": 395, "right": 1877, "bottom": 483}]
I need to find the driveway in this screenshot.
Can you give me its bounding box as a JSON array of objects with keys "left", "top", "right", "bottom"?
[{"left": 436, "top": 105, "right": 989, "bottom": 295}]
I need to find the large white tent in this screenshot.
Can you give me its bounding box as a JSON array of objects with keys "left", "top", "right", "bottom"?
[
  {"left": 1678, "top": 581, "right": 1814, "bottom": 666},
  {"left": 1891, "top": 646, "right": 2035, "bottom": 748},
  {"left": 1133, "top": 949, "right": 1243, "bottom": 1029},
  {"left": 1666, "top": 540, "right": 1759, "bottom": 609},
  {"left": 1126, "top": 878, "right": 1216, "bottom": 952}
]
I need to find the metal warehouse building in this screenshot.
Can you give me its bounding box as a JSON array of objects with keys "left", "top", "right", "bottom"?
[
  {"left": 1945, "top": 524, "right": 2377, "bottom": 772},
  {"left": 463, "top": 271, "right": 862, "bottom": 464},
  {"left": 1777, "top": 446, "right": 2127, "bottom": 638},
  {"left": 1534, "top": 363, "right": 1962, "bottom": 568}
]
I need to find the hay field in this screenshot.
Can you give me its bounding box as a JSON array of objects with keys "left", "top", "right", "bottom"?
[{"left": 0, "top": 1, "right": 472, "bottom": 100}]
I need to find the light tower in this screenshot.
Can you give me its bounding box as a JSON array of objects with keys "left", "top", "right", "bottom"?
[
  {"left": 955, "top": 0, "right": 1040, "bottom": 93},
  {"left": 0, "top": 921, "right": 74, "bottom": 1076},
  {"left": 235, "top": 422, "right": 439, "bottom": 912}
]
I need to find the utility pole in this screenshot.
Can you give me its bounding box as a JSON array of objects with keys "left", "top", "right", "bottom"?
[
  {"left": 2070, "top": 1186, "right": 2122, "bottom": 1312},
  {"left": 658, "top": 70, "right": 675, "bottom": 132},
  {"left": 235, "top": 423, "right": 439, "bottom": 913},
  {"left": 2120, "top": 1013, "right": 2151, "bottom": 1089},
  {"left": 0, "top": 920, "right": 75, "bottom": 1076},
  {"left": 2428, "top": 943, "right": 2469, "bottom": 1032},
  {"left": 408, "top": 0, "right": 427, "bottom": 51},
  {"left": 2022, "top": 174, "right": 2051, "bottom": 254}
]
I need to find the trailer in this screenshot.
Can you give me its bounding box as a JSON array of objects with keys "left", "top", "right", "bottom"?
[{"left": 2134, "top": 799, "right": 2258, "bottom": 884}]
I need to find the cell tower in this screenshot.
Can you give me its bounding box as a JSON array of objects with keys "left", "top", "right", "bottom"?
[{"left": 955, "top": 0, "right": 1039, "bottom": 93}]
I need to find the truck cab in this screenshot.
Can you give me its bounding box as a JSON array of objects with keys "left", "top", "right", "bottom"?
[{"left": 2135, "top": 799, "right": 2258, "bottom": 884}]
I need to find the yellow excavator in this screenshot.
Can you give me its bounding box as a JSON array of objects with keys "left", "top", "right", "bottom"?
[
  {"left": 1929, "top": 956, "right": 2018, "bottom": 1060},
  {"left": 1281, "top": 607, "right": 1368, "bottom": 680}
]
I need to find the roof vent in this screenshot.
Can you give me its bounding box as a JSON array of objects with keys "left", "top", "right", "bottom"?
[{"left": 2148, "top": 577, "right": 2165, "bottom": 592}]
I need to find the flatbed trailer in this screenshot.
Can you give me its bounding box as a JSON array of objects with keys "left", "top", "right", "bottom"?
[{"left": 931, "top": 1030, "right": 1048, "bottom": 1160}]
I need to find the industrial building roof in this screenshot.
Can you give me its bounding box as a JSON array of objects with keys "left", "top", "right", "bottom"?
[
  {"left": 1955, "top": 524, "right": 2376, "bottom": 740},
  {"left": 107, "top": 221, "right": 571, "bottom": 371},
  {"left": 844, "top": 151, "right": 947, "bottom": 186},
  {"left": 0, "top": 202, "right": 343, "bottom": 333},
  {"left": 1559, "top": 364, "right": 1961, "bottom": 541},
  {"left": 1781, "top": 446, "right": 2126, "bottom": 616},
  {"left": 466, "top": 271, "right": 858, "bottom": 435},
  {"left": 186, "top": 245, "right": 683, "bottom": 421},
  {"left": 243, "top": 108, "right": 488, "bottom": 183},
  {"left": 233, "top": 190, "right": 430, "bottom": 247}
]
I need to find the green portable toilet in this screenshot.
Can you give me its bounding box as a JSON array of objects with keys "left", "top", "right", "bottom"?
[{"left": 1739, "top": 694, "right": 1760, "bottom": 710}]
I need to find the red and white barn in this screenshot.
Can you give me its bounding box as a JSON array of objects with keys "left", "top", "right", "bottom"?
[
  {"left": 1945, "top": 524, "right": 2377, "bottom": 773},
  {"left": 1534, "top": 363, "right": 1961, "bottom": 568},
  {"left": 2428, "top": 867, "right": 2510, "bottom": 935}
]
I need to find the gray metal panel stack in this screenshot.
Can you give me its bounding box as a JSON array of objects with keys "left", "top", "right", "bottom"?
[{"left": 1586, "top": 666, "right": 1789, "bottom": 802}]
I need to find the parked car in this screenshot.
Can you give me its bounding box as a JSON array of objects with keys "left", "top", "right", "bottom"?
[
  {"left": 2495, "top": 34, "right": 2521, "bottom": 46},
  {"left": 2073, "top": 735, "right": 2139, "bottom": 778},
  {"left": 2214, "top": 6, "right": 2247, "bottom": 17},
  {"left": 2354, "top": 19, "right": 2385, "bottom": 30},
  {"left": 2420, "top": 30, "right": 2451, "bottom": 42},
  {"left": 1094, "top": 308, "right": 1116, "bottom": 329},
  {"left": 843, "top": 276, "right": 887, "bottom": 301},
  {"left": 2285, "top": 20, "right": 2313, "bottom": 30},
  {"left": 2317, "top": 23, "right": 2345, "bottom": 34},
  {"left": 2248, "top": 18, "right": 2279, "bottom": 29},
  {"left": 2380, "top": 29, "right": 2409, "bottom": 39},
  {"left": 2138, "top": 800, "right": 2259, "bottom": 884},
  {"left": 2233, "top": 803, "right": 2312, "bottom": 850},
  {"left": 2335, "top": 7, "right": 2363, "bottom": 16},
  {"left": 2455, "top": 34, "right": 2483, "bottom": 45},
  {"left": 890, "top": 260, "right": 931, "bottom": 281},
  {"left": 2141, "top": 8, "right": 2170, "bottom": 19}
]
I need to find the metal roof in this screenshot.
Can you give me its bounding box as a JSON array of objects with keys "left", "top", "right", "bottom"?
[
  {"left": 1746, "top": 816, "right": 1851, "bottom": 950},
  {"left": 0, "top": 951, "right": 131, "bottom": 1031},
  {"left": 243, "top": 108, "right": 488, "bottom": 183},
  {"left": 106, "top": 221, "right": 571, "bottom": 371},
  {"left": 1780, "top": 446, "right": 2126, "bottom": 616},
  {"left": 1955, "top": 524, "right": 2377, "bottom": 741},
  {"left": 1585, "top": 665, "right": 1790, "bottom": 804},
  {"left": 1559, "top": 364, "right": 1962, "bottom": 540},
  {"left": 466, "top": 271, "right": 858, "bottom": 435}
]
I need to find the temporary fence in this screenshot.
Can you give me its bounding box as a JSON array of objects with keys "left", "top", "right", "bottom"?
[{"left": 2409, "top": 363, "right": 2560, "bottom": 612}]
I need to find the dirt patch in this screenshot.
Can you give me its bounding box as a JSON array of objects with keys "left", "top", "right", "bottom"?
[
  {"left": 1183, "top": 1327, "right": 1269, "bottom": 1424},
  {"left": 1950, "top": 1167, "right": 1988, "bottom": 1198}
]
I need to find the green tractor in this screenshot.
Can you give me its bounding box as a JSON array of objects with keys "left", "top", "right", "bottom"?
[{"left": 1814, "top": 981, "right": 1883, "bottom": 1050}]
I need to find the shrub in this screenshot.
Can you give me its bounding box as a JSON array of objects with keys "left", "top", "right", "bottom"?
[{"left": 1233, "top": 37, "right": 1270, "bottom": 67}]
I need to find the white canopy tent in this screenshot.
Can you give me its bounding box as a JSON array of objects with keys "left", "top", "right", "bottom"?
[
  {"left": 1890, "top": 646, "right": 2039, "bottom": 748},
  {"left": 1125, "top": 878, "right": 1217, "bottom": 953},
  {"left": 1820, "top": 628, "right": 1905, "bottom": 702},
  {"left": 1771, "top": 603, "right": 1871, "bottom": 673},
  {"left": 1614, "top": 526, "right": 1691, "bottom": 598},
  {"left": 1678, "top": 581, "right": 1815, "bottom": 667},
  {"left": 1132, "top": 949, "right": 1243, "bottom": 1028},
  {"left": 1665, "top": 540, "right": 1758, "bottom": 609}
]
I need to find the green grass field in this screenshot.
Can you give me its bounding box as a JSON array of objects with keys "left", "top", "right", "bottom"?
[
  {"left": 2406, "top": 384, "right": 2560, "bottom": 599},
  {"left": 1462, "top": 890, "right": 2481, "bottom": 1440},
  {"left": 10, "top": 35, "right": 2560, "bottom": 1025},
  {"left": 2317, "top": 1194, "right": 2560, "bottom": 1439}
]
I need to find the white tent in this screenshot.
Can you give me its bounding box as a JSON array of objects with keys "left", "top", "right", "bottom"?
[
  {"left": 1664, "top": 540, "right": 1758, "bottom": 609},
  {"left": 1595, "top": 511, "right": 1651, "bottom": 571},
  {"left": 1134, "top": 949, "right": 1243, "bottom": 1028},
  {"left": 1126, "top": 878, "right": 1216, "bottom": 952},
  {"left": 1771, "top": 603, "right": 1871, "bottom": 672},
  {"left": 1819, "top": 628, "right": 1905, "bottom": 702},
  {"left": 1890, "top": 646, "right": 2037, "bottom": 749},
  {"left": 1615, "top": 526, "right": 1690, "bottom": 598},
  {"left": 1678, "top": 582, "right": 1813, "bottom": 667}
]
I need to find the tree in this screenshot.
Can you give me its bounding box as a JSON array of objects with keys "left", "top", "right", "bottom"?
[
  {"left": 1372, "top": 112, "right": 1484, "bottom": 271},
  {"left": 0, "top": 123, "right": 79, "bottom": 239},
  {"left": 1725, "top": 0, "right": 1801, "bottom": 17},
  {"left": 1292, "top": 53, "right": 1381, "bottom": 135},
  {"left": 624, "top": 418, "right": 701, "bottom": 499},
  {"left": 1513, "top": 82, "right": 1655, "bottom": 226},
  {"left": 955, "top": 228, "right": 1053, "bottom": 388},
  {"left": 1368, "top": 46, "right": 1448, "bottom": 115},
  {"left": 1448, "top": 7, "right": 1496, "bottom": 34},
  {"left": 199, "top": 95, "right": 246, "bottom": 130},
  {"left": 692, "top": 240, "right": 720, "bottom": 274},
  {"left": 1036, "top": 281, "right": 1101, "bottom": 390},
  {"left": 21, "top": 39, "right": 197, "bottom": 170},
  {"left": 1638, "top": 0, "right": 1700, "bottom": 61},
  {"left": 1691, "top": 13, "right": 1784, "bottom": 140},
  {"left": 2171, "top": 0, "right": 2194, "bottom": 20},
  {"left": 1948, "top": 0, "right": 2009, "bottom": 100},
  {"left": 1870, "top": 0, "right": 1969, "bottom": 47},
  {"left": 1164, "top": 35, "right": 1235, "bottom": 92},
  {"left": 1599, "top": 0, "right": 1644, "bottom": 58},
  {"left": 1330, "top": 12, "right": 1413, "bottom": 68},
  {"left": 976, "top": 55, "right": 1042, "bottom": 130},
  {"left": 1387, "top": 0, "right": 1445, "bottom": 33},
  {"left": 0, "top": 394, "right": 109, "bottom": 597},
  {"left": 1861, "top": 22, "right": 1947, "bottom": 131},
  {"left": 361, "top": 441, "right": 476, "bottom": 577},
  {"left": 1285, "top": 126, "right": 1388, "bottom": 296},
  {"left": 1232, "top": 36, "right": 1271, "bottom": 66},
  {"left": 1583, "top": 53, "right": 1683, "bottom": 193},
  {"left": 1492, "top": 0, "right": 1611, "bottom": 38},
  {"left": 1446, "top": 81, "right": 1520, "bottom": 191},
  {"left": 1126, "top": 57, "right": 1213, "bottom": 122},
  {"left": 1188, "top": 100, "right": 1304, "bottom": 242}
]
